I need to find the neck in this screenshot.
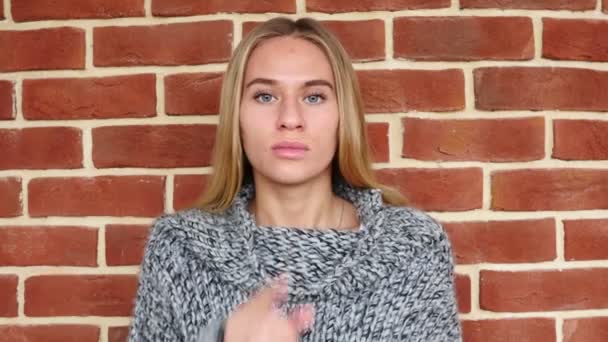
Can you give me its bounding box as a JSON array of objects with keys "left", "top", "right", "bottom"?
[{"left": 247, "top": 173, "right": 344, "bottom": 230}]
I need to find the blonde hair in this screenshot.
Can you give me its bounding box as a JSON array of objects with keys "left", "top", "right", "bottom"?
[{"left": 196, "top": 16, "right": 407, "bottom": 212}]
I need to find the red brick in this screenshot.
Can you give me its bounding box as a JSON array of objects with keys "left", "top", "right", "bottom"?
[
  {"left": 28, "top": 176, "right": 164, "bottom": 217},
  {"left": 23, "top": 74, "right": 156, "bottom": 120},
  {"left": 403, "top": 117, "right": 544, "bottom": 162},
  {"left": 394, "top": 17, "right": 533, "bottom": 61},
  {"left": 0, "top": 27, "right": 84, "bottom": 72},
  {"left": 323, "top": 20, "right": 385, "bottom": 62},
  {"left": 564, "top": 219, "right": 608, "bottom": 261},
  {"left": 307, "top": 0, "right": 449, "bottom": 13},
  {"left": 480, "top": 269, "right": 608, "bottom": 312},
  {"left": 108, "top": 326, "right": 130, "bottom": 342},
  {"left": 475, "top": 67, "right": 608, "bottom": 111},
  {"left": 461, "top": 0, "right": 595, "bottom": 10},
  {"left": 455, "top": 274, "right": 471, "bottom": 313},
  {"left": 105, "top": 225, "right": 150, "bottom": 266},
  {"left": 174, "top": 174, "right": 208, "bottom": 211},
  {"left": 25, "top": 275, "right": 137, "bottom": 316},
  {"left": 376, "top": 168, "right": 482, "bottom": 211},
  {"left": 92, "top": 125, "right": 216, "bottom": 168},
  {"left": 0, "top": 1, "right": 4, "bottom": 19},
  {"left": 358, "top": 69, "right": 464, "bottom": 113},
  {"left": 243, "top": 20, "right": 385, "bottom": 62},
  {"left": 0, "top": 275, "right": 17, "bottom": 317},
  {"left": 462, "top": 318, "right": 555, "bottom": 342},
  {"left": 554, "top": 120, "right": 608, "bottom": 160},
  {"left": 12, "top": 0, "right": 144, "bottom": 22},
  {"left": 0, "top": 127, "right": 82, "bottom": 169},
  {"left": 0, "top": 325, "right": 99, "bottom": 342},
  {"left": 492, "top": 169, "right": 608, "bottom": 211},
  {"left": 165, "top": 72, "right": 222, "bottom": 115},
  {"left": 564, "top": 317, "right": 608, "bottom": 342},
  {"left": 367, "top": 122, "right": 389, "bottom": 163},
  {"left": 543, "top": 19, "right": 608, "bottom": 62},
  {"left": 152, "top": 0, "right": 295, "bottom": 16},
  {"left": 0, "top": 226, "right": 97, "bottom": 266},
  {"left": 0, "top": 177, "right": 21, "bottom": 217},
  {"left": 94, "top": 21, "right": 232, "bottom": 67},
  {"left": 0, "top": 80, "right": 13, "bottom": 120},
  {"left": 444, "top": 219, "right": 555, "bottom": 264},
  {"left": 604, "top": 0, "right": 607, "bottom": 13}
]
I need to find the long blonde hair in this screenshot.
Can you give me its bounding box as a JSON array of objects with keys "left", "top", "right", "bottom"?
[{"left": 196, "top": 16, "right": 407, "bottom": 212}]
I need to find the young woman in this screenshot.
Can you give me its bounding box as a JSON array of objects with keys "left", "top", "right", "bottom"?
[{"left": 128, "top": 17, "right": 462, "bottom": 342}]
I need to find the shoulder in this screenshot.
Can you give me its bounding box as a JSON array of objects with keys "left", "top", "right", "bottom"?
[
  {"left": 137, "top": 208, "right": 233, "bottom": 284},
  {"left": 144, "top": 208, "right": 228, "bottom": 252},
  {"left": 382, "top": 205, "right": 446, "bottom": 244},
  {"left": 379, "top": 205, "right": 453, "bottom": 261}
]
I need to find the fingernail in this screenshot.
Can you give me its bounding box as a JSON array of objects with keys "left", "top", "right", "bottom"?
[
  {"left": 303, "top": 316, "right": 314, "bottom": 332},
  {"left": 269, "top": 273, "right": 286, "bottom": 286},
  {"left": 306, "top": 305, "right": 315, "bottom": 326},
  {"left": 302, "top": 303, "right": 314, "bottom": 314},
  {"left": 278, "top": 272, "right": 289, "bottom": 285},
  {"left": 273, "top": 304, "right": 287, "bottom": 318},
  {"left": 274, "top": 274, "right": 289, "bottom": 293}
]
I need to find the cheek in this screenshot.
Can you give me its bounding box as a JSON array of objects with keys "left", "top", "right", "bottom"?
[
  {"left": 310, "top": 107, "right": 339, "bottom": 138},
  {"left": 239, "top": 110, "right": 271, "bottom": 157},
  {"left": 243, "top": 123, "right": 268, "bottom": 141},
  {"left": 240, "top": 107, "right": 262, "bottom": 138}
]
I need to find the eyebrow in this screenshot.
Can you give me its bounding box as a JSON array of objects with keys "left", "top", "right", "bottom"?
[{"left": 244, "top": 78, "right": 334, "bottom": 90}]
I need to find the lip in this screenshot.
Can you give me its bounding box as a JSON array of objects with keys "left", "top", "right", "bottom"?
[{"left": 271, "top": 141, "right": 309, "bottom": 160}]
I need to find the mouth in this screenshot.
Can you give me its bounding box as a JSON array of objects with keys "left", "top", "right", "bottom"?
[{"left": 271, "top": 142, "right": 309, "bottom": 160}]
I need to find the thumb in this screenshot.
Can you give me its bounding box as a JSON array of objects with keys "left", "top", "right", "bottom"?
[
  {"left": 254, "top": 273, "right": 289, "bottom": 310},
  {"left": 288, "top": 303, "right": 315, "bottom": 334}
]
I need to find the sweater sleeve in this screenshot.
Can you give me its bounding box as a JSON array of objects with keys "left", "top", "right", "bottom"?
[
  {"left": 127, "top": 216, "right": 187, "bottom": 342},
  {"left": 127, "top": 215, "right": 227, "bottom": 342},
  {"left": 394, "top": 219, "right": 463, "bottom": 342}
]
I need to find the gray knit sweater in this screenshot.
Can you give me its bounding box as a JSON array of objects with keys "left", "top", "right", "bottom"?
[{"left": 128, "top": 179, "right": 463, "bottom": 341}]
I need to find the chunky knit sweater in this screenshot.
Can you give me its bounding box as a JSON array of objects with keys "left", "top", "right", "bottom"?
[{"left": 128, "top": 179, "right": 463, "bottom": 341}]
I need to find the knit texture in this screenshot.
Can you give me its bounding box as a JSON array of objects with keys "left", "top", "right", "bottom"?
[{"left": 128, "top": 179, "right": 463, "bottom": 341}]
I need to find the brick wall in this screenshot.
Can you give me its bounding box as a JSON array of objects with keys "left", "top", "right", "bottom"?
[{"left": 1, "top": 0, "right": 608, "bottom": 341}]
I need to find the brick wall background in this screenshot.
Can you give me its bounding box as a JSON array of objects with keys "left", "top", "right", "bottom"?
[{"left": 1, "top": 0, "right": 608, "bottom": 341}]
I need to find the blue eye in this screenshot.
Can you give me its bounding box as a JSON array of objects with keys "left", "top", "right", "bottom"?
[
  {"left": 305, "top": 93, "right": 326, "bottom": 104},
  {"left": 254, "top": 91, "right": 275, "bottom": 103}
]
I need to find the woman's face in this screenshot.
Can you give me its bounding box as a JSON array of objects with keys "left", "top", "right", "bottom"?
[{"left": 239, "top": 35, "right": 339, "bottom": 186}]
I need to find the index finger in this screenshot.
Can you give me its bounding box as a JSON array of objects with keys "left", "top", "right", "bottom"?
[{"left": 253, "top": 273, "right": 289, "bottom": 311}]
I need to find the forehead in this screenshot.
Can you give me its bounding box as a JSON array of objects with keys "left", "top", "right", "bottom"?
[{"left": 243, "top": 36, "right": 334, "bottom": 83}]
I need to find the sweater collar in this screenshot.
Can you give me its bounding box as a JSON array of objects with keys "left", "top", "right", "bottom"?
[{"left": 197, "top": 178, "right": 390, "bottom": 300}]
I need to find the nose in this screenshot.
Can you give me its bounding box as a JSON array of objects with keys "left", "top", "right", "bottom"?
[{"left": 276, "top": 95, "right": 304, "bottom": 131}]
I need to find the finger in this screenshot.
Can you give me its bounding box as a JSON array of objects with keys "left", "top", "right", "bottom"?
[
  {"left": 288, "top": 303, "right": 315, "bottom": 333},
  {"left": 268, "top": 273, "right": 289, "bottom": 307},
  {"left": 266, "top": 313, "right": 301, "bottom": 342},
  {"left": 254, "top": 273, "right": 289, "bottom": 310}
]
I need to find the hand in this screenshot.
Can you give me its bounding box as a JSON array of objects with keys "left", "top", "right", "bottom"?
[{"left": 223, "top": 274, "right": 315, "bottom": 342}]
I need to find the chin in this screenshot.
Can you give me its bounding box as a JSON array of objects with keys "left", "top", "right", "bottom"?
[
  {"left": 255, "top": 164, "right": 329, "bottom": 186},
  {"left": 264, "top": 172, "right": 314, "bottom": 186}
]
